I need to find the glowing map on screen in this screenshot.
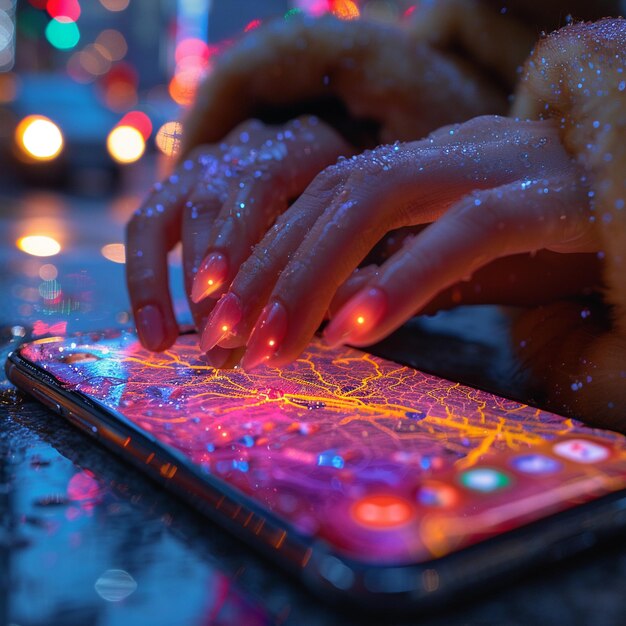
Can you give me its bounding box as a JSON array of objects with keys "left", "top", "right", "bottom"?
[{"left": 20, "top": 331, "right": 626, "bottom": 564}]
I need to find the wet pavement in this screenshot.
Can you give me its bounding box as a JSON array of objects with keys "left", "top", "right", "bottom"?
[{"left": 1, "top": 184, "right": 626, "bottom": 626}]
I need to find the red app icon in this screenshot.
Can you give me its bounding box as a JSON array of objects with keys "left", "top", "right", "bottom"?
[{"left": 553, "top": 439, "right": 610, "bottom": 464}]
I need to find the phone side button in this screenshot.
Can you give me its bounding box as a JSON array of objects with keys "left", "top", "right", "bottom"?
[
  {"left": 29, "top": 387, "right": 63, "bottom": 414},
  {"left": 65, "top": 410, "right": 99, "bottom": 439}
]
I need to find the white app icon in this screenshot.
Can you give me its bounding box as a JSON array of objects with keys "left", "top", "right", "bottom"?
[{"left": 553, "top": 439, "right": 610, "bottom": 464}]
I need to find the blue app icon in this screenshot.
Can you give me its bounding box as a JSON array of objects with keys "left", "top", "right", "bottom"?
[{"left": 512, "top": 454, "right": 562, "bottom": 474}]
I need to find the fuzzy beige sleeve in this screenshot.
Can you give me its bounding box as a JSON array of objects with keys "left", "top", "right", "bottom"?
[
  {"left": 512, "top": 19, "right": 626, "bottom": 427},
  {"left": 180, "top": 16, "right": 508, "bottom": 156}
]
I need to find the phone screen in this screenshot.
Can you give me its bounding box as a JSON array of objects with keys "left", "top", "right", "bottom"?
[{"left": 16, "top": 330, "right": 626, "bottom": 566}]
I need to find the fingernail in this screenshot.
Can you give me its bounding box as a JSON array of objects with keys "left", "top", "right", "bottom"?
[
  {"left": 203, "top": 346, "right": 232, "bottom": 369},
  {"left": 241, "top": 301, "right": 287, "bottom": 371},
  {"left": 323, "top": 287, "right": 387, "bottom": 347},
  {"left": 199, "top": 292, "right": 243, "bottom": 352},
  {"left": 136, "top": 304, "right": 166, "bottom": 351},
  {"left": 191, "top": 252, "right": 229, "bottom": 303}
]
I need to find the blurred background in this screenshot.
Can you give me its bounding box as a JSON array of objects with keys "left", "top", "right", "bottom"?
[
  {"left": 0, "top": 0, "right": 415, "bottom": 192},
  {"left": 0, "top": 0, "right": 420, "bottom": 341}
]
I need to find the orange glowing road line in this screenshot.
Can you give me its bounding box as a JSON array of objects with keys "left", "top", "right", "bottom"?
[{"left": 102, "top": 341, "right": 547, "bottom": 465}]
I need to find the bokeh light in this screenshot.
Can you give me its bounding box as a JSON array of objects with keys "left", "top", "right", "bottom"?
[
  {"left": 46, "top": 0, "right": 81, "bottom": 21},
  {"left": 106, "top": 125, "right": 145, "bottom": 163},
  {"left": 118, "top": 111, "right": 152, "bottom": 139},
  {"left": 331, "top": 0, "right": 360, "bottom": 20},
  {"left": 45, "top": 17, "right": 80, "bottom": 50},
  {"left": 39, "top": 263, "right": 59, "bottom": 280},
  {"left": 168, "top": 68, "right": 203, "bottom": 106},
  {"left": 155, "top": 121, "right": 183, "bottom": 157},
  {"left": 244, "top": 19, "right": 262, "bottom": 32},
  {"left": 95, "top": 29, "right": 127, "bottom": 62},
  {"left": 98, "top": 62, "right": 137, "bottom": 111},
  {"left": 16, "top": 115, "right": 64, "bottom": 161},
  {"left": 17, "top": 235, "right": 62, "bottom": 257},
  {"left": 99, "top": 0, "right": 130, "bottom": 12},
  {"left": 294, "top": 0, "right": 330, "bottom": 16},
  {"left": 79, "top": 43, "right": 112, "bottom": 76},
  {"left": 0, "top": 72, "right": 19, "bottom": 104},
  {"left": 101, "top": 243, "right": 126, "bottom": 263},
  {"left": 0, "top": 10, "right": 15, "bottom": 68},
  {"left": 94, "top": 569, "right": 137, "bottom": 602}
]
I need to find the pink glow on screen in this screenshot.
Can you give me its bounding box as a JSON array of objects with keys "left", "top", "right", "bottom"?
[{"left": 21, "top": 332, "right": 626, "bottom": 564}]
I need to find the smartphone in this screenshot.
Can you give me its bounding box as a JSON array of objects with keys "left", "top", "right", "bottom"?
[{"left": 6, "top": 329, "right": 626, "bottom": 610}]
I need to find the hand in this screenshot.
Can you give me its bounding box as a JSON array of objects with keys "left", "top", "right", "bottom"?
[
  {"left": 126, "top": 116, "right": 351, "bottom": 358},
  {"left": 198, "top": 115, "right": 600, "bottom": 370}
]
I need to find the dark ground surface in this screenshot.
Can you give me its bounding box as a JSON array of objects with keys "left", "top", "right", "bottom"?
[{"left": 1, "top": 188, "right": 626, "bottom": 626}]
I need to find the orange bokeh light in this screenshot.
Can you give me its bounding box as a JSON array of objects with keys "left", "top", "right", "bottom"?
[
  {"left": 331, "top": 0, "right": 360, "bottom": 20},
  {"left": 155, "top": 121, "right": 183, "bottom": 157},
  {"left": 168, "top": 68, "right": 203, "bottom": 107}
]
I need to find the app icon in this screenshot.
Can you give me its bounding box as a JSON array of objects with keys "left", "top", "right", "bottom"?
[
  {"left": 417, "top": 482, "right": 458, "bottom": 507},
  {"left": 351, "top": 495, "right": 414, "bottom": 528},
  {"left": 459, "top": 468, "right": 511, "bottom": 492},
  {"left": 553, "top": 439, "right": 610, "bottom": 464},
  {"left": 511, "top": 454, "right": 562, "bottom": 475}
]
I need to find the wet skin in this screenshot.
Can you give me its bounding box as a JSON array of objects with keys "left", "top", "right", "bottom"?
[{"left": 126, "top": 114, "right": 601, "bottom": 370}]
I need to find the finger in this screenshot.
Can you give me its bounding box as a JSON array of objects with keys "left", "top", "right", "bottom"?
[
  {"left": 197, "top": 163, "right": 348, "bottom": 352},
  {"left": 126, "top": 173, "right": 195, "bottom": 351},
  {"left": 204, "top": 135, "right": 490, "bottom": 356},
  {"left": 190, "top": 117, "right": 350, "bottom": 303},
  {"left": 182, "top": 179, "right": 228, "bottom": 328},
  {"left": 324, "top": 175, "right": 600, "bottom": 347},
  {"left": 210, "top": 116, "right": 577, "bottom": 363},
  {"left": 331, "top": 251, "right": 603, "bottom": 317},
  {"left": 328, "top": 265, "right": 380, "bottom": 318}
]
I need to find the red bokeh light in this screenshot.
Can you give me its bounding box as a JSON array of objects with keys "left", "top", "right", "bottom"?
[
  {"left": 118, "top": 111, "right": 153, "bottom": 139},
  {"left": 403, "top": 4, "right": 417, "bottom": 19},
  {"left": 175, "top": 37, "right": 211, "bottom": 64},
  {"left": 47, "top": 0, "right": 81, "bottom": 21},
  {"left": 244, "top": 19, "right": 262, "bottom": 32}
]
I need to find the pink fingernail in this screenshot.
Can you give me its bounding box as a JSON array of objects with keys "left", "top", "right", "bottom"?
[
  {"left": 323, "top": 287, "right": 387, "bottom": 347},
  {"left": 199, "top": 292, "right": 243, "bottom": 352},
  {"left": 241, "top": 301, "right": 287, "bottom": 371},
  {"left": 191, "top": 252, "right": 229, "bottom": 303},
  {"left": 136, "top": 304, "right": 166, "bottom": 351}
]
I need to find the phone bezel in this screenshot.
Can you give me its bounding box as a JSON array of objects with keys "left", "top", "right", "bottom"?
[{"left": 7, "top": 341, "right": 626, "bottom": 611}]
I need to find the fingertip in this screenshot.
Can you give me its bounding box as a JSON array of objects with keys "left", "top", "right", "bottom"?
[
  {"left": 191, "top": 252, "right": 229, "bottom": 303},
  {"left": 135, "top": 303, "right": 178, "bottom": 352},
  {"left": 323, "top": 287, "right": 387, "bottom": 348}
]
